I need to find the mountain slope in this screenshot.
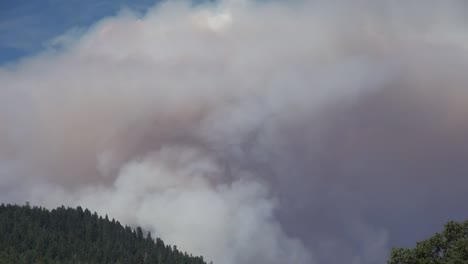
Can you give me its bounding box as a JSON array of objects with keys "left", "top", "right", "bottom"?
[{"left": 0, "top": 203, "right": 208, "bottom": 264}]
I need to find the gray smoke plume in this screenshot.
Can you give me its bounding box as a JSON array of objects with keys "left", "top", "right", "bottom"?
[{"left": 2, "top": 0, "right": 468, "bottom": 263}]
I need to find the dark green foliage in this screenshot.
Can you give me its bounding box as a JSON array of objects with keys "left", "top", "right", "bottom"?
[
  {"left": 0, "top": 203, "right": 208, "bottom": 264},
  {"left": 388, "top": 220, "right": 468, "bottom": 264}
]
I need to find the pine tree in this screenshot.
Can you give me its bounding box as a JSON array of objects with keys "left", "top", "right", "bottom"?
[{"left": 0, "top": 203, "right": 209, "bottom": 264}]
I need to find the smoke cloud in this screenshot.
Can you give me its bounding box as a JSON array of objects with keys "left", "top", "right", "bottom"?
[{"left": 2, "top": 0, "right": 468, "bottom": 263}]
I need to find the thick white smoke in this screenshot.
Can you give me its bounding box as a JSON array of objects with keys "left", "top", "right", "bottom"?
[{"left": 2, "top": 0, "right": 468, "bottom": 263}]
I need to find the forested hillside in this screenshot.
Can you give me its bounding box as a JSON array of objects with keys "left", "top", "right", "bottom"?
[{"left": 0, "top": 204, "right": 208, "bottom": 264}]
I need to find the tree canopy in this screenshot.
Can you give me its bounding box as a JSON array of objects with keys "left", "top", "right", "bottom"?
[
  {"left": 0, "top": 203, "right": 208, "bottom": 264},
  {"left": 388, "top": 220, "right": 468, "bottom": 264}
]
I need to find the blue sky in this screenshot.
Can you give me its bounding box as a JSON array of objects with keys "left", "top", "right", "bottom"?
[{"left": 0, "top": 0, "right": 162, "bottom": 64}]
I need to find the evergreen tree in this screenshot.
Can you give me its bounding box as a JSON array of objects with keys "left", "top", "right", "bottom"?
[{"left": 0, "top": 203, "right": 209, "bottom": 264}]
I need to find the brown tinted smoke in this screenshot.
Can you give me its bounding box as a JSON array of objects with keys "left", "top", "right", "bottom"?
[{"left": 1, "top": 1, "right": 468, "bottom": 263}]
